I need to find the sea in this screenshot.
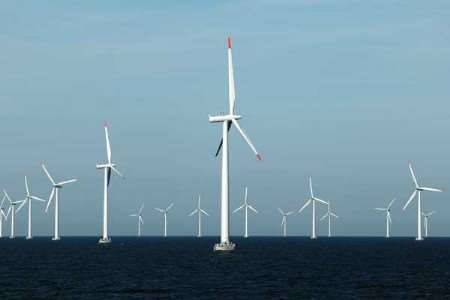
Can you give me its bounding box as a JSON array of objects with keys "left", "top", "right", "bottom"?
[{"left": 1, "top": 237, "right": 449, "bottom": 299}]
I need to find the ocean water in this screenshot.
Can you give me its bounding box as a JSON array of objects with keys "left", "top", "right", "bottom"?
[{"left": 1, "top": 237, "right": 450, "bottom": 299}]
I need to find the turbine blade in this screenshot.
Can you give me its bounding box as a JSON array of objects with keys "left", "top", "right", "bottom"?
[
  {"left": 314, "top": 197, "right": 328, "bottom": 205},
  {"left": 166, "top": 203, "right": 174, "bottom": 212},
  {"left": 231, "top": 119, "right": 261, "bottom": 160},
  {"left": 403, "top": 190, "right": 417, "bottom": 210},
  {"left": 387, "top": 212, "right": 392, "bottom": 223},
  {"left": 232, "top": 204, "right": 245, "bottom": 214},
  {"left": 227, "top": 36, "right": 236, "bottom": 114},
  {"left": 111, "top": 166, "right": 124, "bottom": 178},
  {"left": 3, "top": 190, "right": 12, "bottom": 204},
  {"left": 374, "top": 208, "right": 386, "bottom": 211},
  {"left": 409, "top": 163, "right": 419, "bottom": 188},
  {"left": 200, "top": 209, "right": 209, "bottom": 216},
  {"left": 139, "top": 204, "right": 144, "bottom": 214},
  {"left": 24, "top": 176, "right": 30, "bottom": 195},
  {"left": 42, "top": 164, "right": 56, "bottom": 185},
  {"left": 286, "top": 211, "right": 294, "bottom": 216},
  {"left": 278, "top": 208, "right": 284, "bottom": 215},
  {"left": 421, "top": 187, "right": 442, "bottom": 193},
  {"left": 188, "top": 209, "right": 198, "bottom": 216},
  {"left": 309, "top": 177, "right": 314, "bottom": 198},
  {"left": 154, "top": 208, "right": 164, "bottom": 213},
  {"left": 58, "top": 179, "right": 77, "bottom": 186},
  {"left": 248, "top": 205, "right": 258, "bottom": 213},
  {"left": 45, "top": 188, "right": 55, "bottom": 213},
  {"left": 320, "top": 213, "right": 328, "bottom": 221},
  {"left": 104, "top": 123, "right": 112, "bottom": 164},
  {"left": 139, "top": 216, "right": 144, "bottom": 224},
  {"left": 6, "top": 207, "right": 11, "bottom": 219},
  {"left": 429, "top": 211, "right": 436, "bottom": 216},
  {"left": 16, "top": 200, "right": 26, "bottom": 213},
  {"left": 129, "top": 214, "right": 138, "bottom": 217},
  {"left": 298, "top": 199, "right": 311, "bottom": 213},
  {"left": 281, "top": 218, "right": 285, "bottom": 226},
  {"left": 387, "top": 198, "right": 396, "bottom": 209},
  {"left": 30, "top": 196, "right": 46, "bottom": 202},
  {"left": 331, "top": 213, "right": 338, "bottom": 218}
]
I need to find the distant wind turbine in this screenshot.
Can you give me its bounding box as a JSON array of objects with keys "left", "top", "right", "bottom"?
[
  {"left": 21, "top": 176, "right": 46, "bottom": 239},
  {"left": 233, "top": 187, "right": 258, "bottom": 238},
  {"left": 298, "top": 177, "right": 328, "bottom": 239},
  {"left": 96, "top": 123, "right": 124, "bottom": 244},
  {"left": 155, "top": 203, "right": 173, "bottom": 237},
  {"left": 320, "top": 202, "right": 338, "bottom": 237},
  {"left": 209, "top": 37, "right": 261, "bottom": 252},
  {"left": 3, "top": 190, "right": 25, "bottom": 239},
  {"left": 278, "top": 208, "right": 294, "bottom": 237},
  {"left": 188, "top": 195, "right": 209, "bottom": 237},
  {"left": 130, "top": 204, "right": 144, "bottom": 237},
  {"left": 375, "top": 198, "right": 395, "bottom": 238},
  {"left": 422, "top": 211, "right": 436, "bottom": 238},
  {"left": 42, "top": 163, "right": 77, "bottom": 241},
  {"left": 0, "top": 195, "right": 11, "bottom": 238},
  {"left": 403, "top": 163, "right": 442, "bottom": 241}
]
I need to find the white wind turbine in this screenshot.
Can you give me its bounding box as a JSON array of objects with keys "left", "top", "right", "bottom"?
[
  {"left": 21, "top": 176, "right": 46, "bottom": 239},
  {"left": 209, "top": 36, "right": 261, "bottom": 251},
  {"left": 374, "top": 198, "right": 395, "bottom": 238},
  {"left": 155, "top": 203, "right": 173, "bottom": 237},
  {"left": 96, "top": 123, "right": 124, "bottom": 244},
  {"left": 42, "top": 163, "right": 77, "bottom": 241},
  {"left": 3, "top": 190, "right": 25, "bottom": 239},
  {"left": 298, "top": 177, "right": 329, "bottom": 239},
  {"left": 188, "top": 195, "right": 209, "bottom": 238},
  {"left": 232, "top": 187, "right": 258, "bottom": 238},
  {"left": 320, "top": 202, "right": 338, "bottom": 237},
  {"left": 278, "top": 208, "right": 294, "bottom": 237},
  {"left": 403, "top": 163, "right": 442, "bottom": 241},
  {"left": 422, "top": 211, "right": 436, "bottom": 238},
  {"left": 0, "top": 195, "right": 11, "bottom": 238},
  {"left": 129, "top": 204, "right": 144, "bottom": 237}
]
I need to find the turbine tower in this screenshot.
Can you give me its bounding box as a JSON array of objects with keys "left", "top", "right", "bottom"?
[
  {"left": 374, "top": 198, "right": 395, "bottom": 238},
  {"left": 422, "top": 211, "right": 436, "bottom": 238},
  {"left": 403, "top": 163, "right": 442, "bottom": 241},
  {"left": 3, "top": 190, "right": 24, "bottom": 239},
  {"left": 96, "top": 123, "right": 124, "bottom": 244},
  {"left": 0, "top": 195, "right": 11, "bottom": 238},
  {"left": 320, "top": 202, "right": 338, "bottom": 237},
  {"left": 232, "top": 187, "right": 258, "bottom": 238},
  {"left": 188, "top": 195, "right": 209, "bottom": 237},
  {"left": 298, "top": 177, "right": 328, "bottom": 239},
  {"left": 22, "top": 176, "right": 46, "bottom": 239},
  {"left": 278, "top": 208, "right": 294, "bottom": 237},
  {"left": 129, "top": 204, "right": 144, "bottom": 237},
  {"left": 42, "top": 163, "right": 77, "bottom": 241},
  {"left": 155, "top": 203, "right": 173, "bottom": 237},
  {"left": 209, "top": 36, "right": 261, "bottom": 252}
]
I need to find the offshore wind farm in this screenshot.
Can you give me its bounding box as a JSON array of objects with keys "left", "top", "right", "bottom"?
[{"left": 1, "top": 1, "right": 450, "bottom": 298}]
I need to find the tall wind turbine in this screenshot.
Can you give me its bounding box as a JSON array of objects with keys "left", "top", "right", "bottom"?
[
  {"left": 0, "top": 195, "right": 11, "bottom": 238},
  {"left": 403, "top": 163, "right": 442, "bottom": 241},
  {"left": 320, "top": 202, "right": 338, "bottom": 237},
  {"left": 96, "top": 123, "right": 124, "bottom": 244},
  {"left": 188, "top": 195, "right": 209, "bottom": 237},
  {"left": 155, "top": 203, "right": 173, "bottom": 237},
  {"left": 374, "top": 198, "right": 395, "bottom": 238},
  {"left": 298, "top": 177, "right": 328, "bottom": 239},
  {"left": 129, "top": 204, "right": 144, "bottom": 237},
  {"left": 42, "top": 163, "right": 77, "bottom": 241},
  {"left": 422, "top": 211, "right": 436, "bottom": 238},
  {"left": 232, "top": 187, "right": 258, "bottom": 238},
  {"left": 209, "top": 37, "right": 261, "bottom": 251},
  {"left": 3, "top": 190, "right": 25, "bottom": 239},
  {"left": 278, "top": 208, "right": 294, "bottom": 237},
  {"left": 21, "top": 176, "right": 46, "bottom": 239}
]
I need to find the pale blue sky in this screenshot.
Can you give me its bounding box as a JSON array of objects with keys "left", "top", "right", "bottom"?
[{"left": 1, "top": 1, "right": 450, "bottom": 237}]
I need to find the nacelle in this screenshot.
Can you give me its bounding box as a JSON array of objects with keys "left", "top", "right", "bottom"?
[{"left": 208, "top": 114, "right": 242, "bottom": 123}]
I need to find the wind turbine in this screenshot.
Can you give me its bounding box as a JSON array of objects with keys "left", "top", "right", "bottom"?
[
  {"left": 129, "top": 204, "right": 144, "bottom": 237},
  {"left": 278, "top": 208, "right": 294, "bottom": 237},
  {"left": 42, "top": 163, "right": 77, "bottom": 241},
  {"left": 0, "top": 195, "right": 11, "bottom": 238},
  {"left": 209, "top": 36, "right": 261, "bottom": 251},
  {"left": 298, "top": 177, "right": 329, "bottom": 239},
  {"left": 232, "top": 187, "right": 258, "bottom": 238},
  {"left": 188, "top": 195, "right": 209, "bottom": 238},
  {"left": 3, "top": 190, "right": 25, "bottom": 239},
  {"left": 374, "top": 198, "right": 395, "bottom": 238},
  {"left": 96, "top": 123, "right": 124, "bottom": 244},
  {"left": 320, "top": 202, "right": 338, "bottom": 237},
  {"left": 155, "top": 203, "right": 173, "bottom": 237},
  {"left": 21, "top": 176, "right": 46, "bottom": 239},
  {"left": 403, "top": 163, "right": 442, "bottom": 241},
  {"left": 422, "top": 211, "right": 436, "bottom": 238}
]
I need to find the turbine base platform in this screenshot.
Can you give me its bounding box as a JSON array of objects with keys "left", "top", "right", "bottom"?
[
  {"left": 213, "top": 242, "right": 235, "bottom": 252},
  {"left": 416, "top": 237, "right": 423, "bottom": 241},
  {"left": 26, "top": 236, "right": 32, "bottom": 240},
  {"left": 52, "top": 237, "right": 60, "bottom": 241},
  {"left": 98, "top": 237, "right": 111, "bottom": 244}
]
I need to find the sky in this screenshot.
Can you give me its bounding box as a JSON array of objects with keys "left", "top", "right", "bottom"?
[{"left": 0, "top": 0, "right": 450, "bottom": 237}]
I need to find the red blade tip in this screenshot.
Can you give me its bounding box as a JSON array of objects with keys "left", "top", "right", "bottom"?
[
  {"left": 104, "top": 121, "right": 109, "bottom": 128},
  {"left": 227, "top": 37, "right": 232, "bottom": 49},
  {"left": 256, "top": 154, "right": 262, "bottom": 161}
]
